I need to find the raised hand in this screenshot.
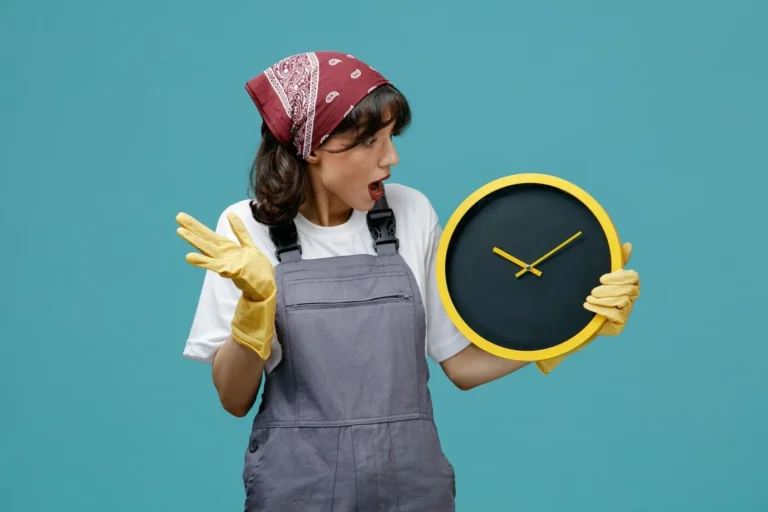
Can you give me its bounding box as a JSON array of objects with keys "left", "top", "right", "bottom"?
[
  {"left": 176, "top": 211, "right": 275, "bottom": 302},
  {"left": 176, "top": 211, "right": 277, "bottom": 360}
]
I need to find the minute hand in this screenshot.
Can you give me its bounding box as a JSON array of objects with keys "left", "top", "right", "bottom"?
[{"left": 515, "top": 231, "right": 583, "bottom": 278}]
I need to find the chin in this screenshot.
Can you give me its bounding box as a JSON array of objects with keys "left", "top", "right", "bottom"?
[
  {"left": 343, "top": 185, "right": 379, "bottom": 211},
  {"left": 360, "top": 198, "right": 377, "bottom": 211},
  {"left": 351, "top": 191, "right": 377, "bottom": 211}
]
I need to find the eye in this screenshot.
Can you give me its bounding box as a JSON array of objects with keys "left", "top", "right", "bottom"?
[{"left": 363, "top": 137, "right": 377, "bottom": 146}]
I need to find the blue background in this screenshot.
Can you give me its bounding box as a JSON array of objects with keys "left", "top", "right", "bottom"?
[{"left": 2, "top": 0, "right": 766, "bottom": 510}]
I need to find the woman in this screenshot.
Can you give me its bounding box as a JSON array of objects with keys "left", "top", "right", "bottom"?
[{"left": 176, "top": 51, "right": 640, "bottom": 511}]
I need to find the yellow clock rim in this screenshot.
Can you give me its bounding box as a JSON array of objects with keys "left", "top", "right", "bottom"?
[{"left": 435, "top": 173, "right": 624, "bottom": 361}]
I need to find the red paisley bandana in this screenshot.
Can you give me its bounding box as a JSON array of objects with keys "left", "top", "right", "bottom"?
[{"left": 245, "top": 51, "right": 390, "bottom": 159}]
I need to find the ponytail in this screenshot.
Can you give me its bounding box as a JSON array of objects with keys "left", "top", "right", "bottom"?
[{"left": 248, "top": 122, "right": 310, "bottom": 226}]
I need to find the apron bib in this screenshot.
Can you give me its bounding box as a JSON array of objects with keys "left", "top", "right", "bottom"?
[{"left": 242, "top": 193, "right": 456, "bottom": 511}]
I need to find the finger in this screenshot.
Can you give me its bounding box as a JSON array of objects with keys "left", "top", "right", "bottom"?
[
  {"left": 191, "top": 256, "right": 242, "bottom": 282},
  {"left": 583, "top": 302, "right": 627, "bottom": 325},
  {"left": 622, "top": 242, "right": 632, "bottom": 266},
  {"left": 586, "top": 295, "right": 631, "bottom": 309},
  {"left": 187, "top": 253, "right": 233, "bottom": 273},
  {"left": 177, "top": 227, "right": 219, "bottom": 257},
  {"left": 600, "top": 269, "right": 639, "bottom": 285},
  {"left": 176, "top": 212, "right": 220, "bottom": 242},
  {"left": 185, "top": 252, "right": 214, "bottom": 269},
  {"left": 591, "top": 283, "right": 640, "bottom": 298},
  {"left": 227, "top": 212, "right": 256, "bottom": 249}
]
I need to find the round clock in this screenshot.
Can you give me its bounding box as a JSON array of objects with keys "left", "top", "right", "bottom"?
[{"left": 435, "top": 173, "right": 624, "bottom": 361}]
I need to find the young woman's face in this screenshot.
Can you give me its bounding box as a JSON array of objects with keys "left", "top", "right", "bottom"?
[{"left": 308, "top": 120, "right": 399, "bottom": 212}]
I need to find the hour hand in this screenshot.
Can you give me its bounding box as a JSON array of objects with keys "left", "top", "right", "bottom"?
[{"left": 492, "top": 247, "right": 542, "bottom": 277}]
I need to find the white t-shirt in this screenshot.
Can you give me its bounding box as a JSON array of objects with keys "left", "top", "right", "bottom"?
[{"left": 182, "top": 183, "right": 471, "bottom": 373}]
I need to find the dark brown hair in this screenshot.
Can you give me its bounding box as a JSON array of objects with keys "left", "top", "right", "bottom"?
[{"left": 248, "top": 83, "right": 412, "bottom": 226}]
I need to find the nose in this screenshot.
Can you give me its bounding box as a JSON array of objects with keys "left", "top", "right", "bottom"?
[{"left": 380, "top": 137, "right": 399, "bottom": 168}]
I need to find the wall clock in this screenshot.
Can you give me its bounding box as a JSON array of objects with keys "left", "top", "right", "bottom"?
[{"left": 435, "top": 173, "right": 624, "bottom": 362}]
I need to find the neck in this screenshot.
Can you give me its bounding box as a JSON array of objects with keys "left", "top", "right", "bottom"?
[{"left": 299, "top": 175, "right": 353, "bottom": 227}]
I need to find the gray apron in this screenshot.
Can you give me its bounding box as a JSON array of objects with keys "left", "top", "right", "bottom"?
[{"left": 242, "top": 192, "right": 457, "bottom": 511}]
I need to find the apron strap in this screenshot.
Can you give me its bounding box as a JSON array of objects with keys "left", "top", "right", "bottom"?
[
  {"left": 268, "top": 221, "right": 302, "bottom": 262},
  {"left": 366, "top": 184, "right": 399, "bottom": 255}
]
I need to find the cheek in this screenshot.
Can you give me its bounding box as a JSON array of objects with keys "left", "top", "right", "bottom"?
[{"left": 322, "top": 154, "right": 370, "bottom": 189}]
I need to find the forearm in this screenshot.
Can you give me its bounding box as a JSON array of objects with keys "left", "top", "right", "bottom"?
[
  {"left": 212, "top": 337, "right": 266, "bottom": 417},
  {"left": 440, "top": 344, "right": 530, "bottom": 391}
]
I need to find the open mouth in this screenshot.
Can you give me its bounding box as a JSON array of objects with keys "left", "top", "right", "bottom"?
[{"left": 368, "top": 175, "right": 390, "bottom": 201}]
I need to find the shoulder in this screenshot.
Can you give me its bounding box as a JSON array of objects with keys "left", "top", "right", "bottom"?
[
  {"left": 384, "top": 183, "right": 438, "bottom": 231},
  {"left": 214, "top": 199, "right": 279, "bottom": 266}
]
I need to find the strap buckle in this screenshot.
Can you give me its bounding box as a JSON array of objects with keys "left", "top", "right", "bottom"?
[
  {"left": 366, "top": 208, "right": 399, "bottom": 253},
  {"left": 268, "top": 222, "right": 302, "bottom": 262}
]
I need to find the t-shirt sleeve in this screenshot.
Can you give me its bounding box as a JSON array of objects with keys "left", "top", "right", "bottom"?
[
  {"left": 423, "top": 210, "right": 472, "bottom": 363},
  {"left": 182, "top": 208, "right": 282, "bottom": 369}
]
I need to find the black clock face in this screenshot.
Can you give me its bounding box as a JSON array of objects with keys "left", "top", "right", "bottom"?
[{"left": 444, "top": 183, "right": 612, "bottom": 353}]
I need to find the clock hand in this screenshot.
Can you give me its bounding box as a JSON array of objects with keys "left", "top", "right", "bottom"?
[
  {"left": 515, "top": 231, "right": 583, "bottom": 278},
  {"left": 492, "top": 247, "right": 543, "bottom": 277}
]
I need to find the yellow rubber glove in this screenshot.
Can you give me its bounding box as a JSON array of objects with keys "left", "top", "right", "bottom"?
[
  {"left": 535, "top": 242, "right": 640, "bottom": 374},
  {"left": 176, "top": 211, "right": 277, "bottom": 360}
]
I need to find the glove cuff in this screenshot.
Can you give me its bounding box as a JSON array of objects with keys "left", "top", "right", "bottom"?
[
  {"left": 534, "top": 332, "right": 600, "bottom": 375},
  {"left": 230, "top": 294, "right": 276, "bottom": 361},
  {"left": 231, "top": 330, "right": 272, "bottom": 361}
]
